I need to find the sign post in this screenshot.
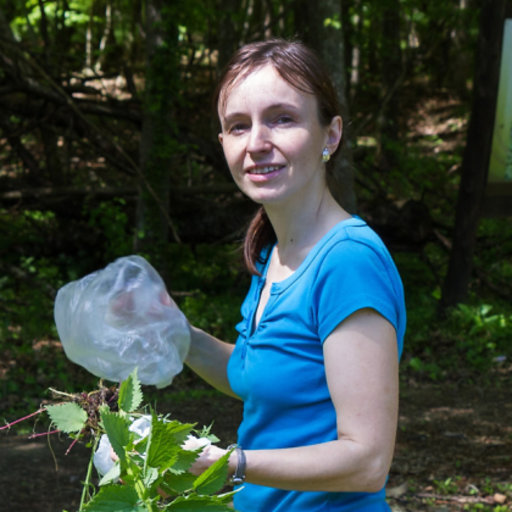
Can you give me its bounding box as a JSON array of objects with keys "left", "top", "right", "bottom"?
[{"left": 484, "top": 18, "right": 512, "bottom": 216}]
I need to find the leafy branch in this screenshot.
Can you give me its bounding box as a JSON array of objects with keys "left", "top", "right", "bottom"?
[{"left": 2, "top": 369, "right": 237, "bottom": 512}]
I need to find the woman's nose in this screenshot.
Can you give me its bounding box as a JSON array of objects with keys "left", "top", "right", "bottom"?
[{"left": 247, "top": 123, "right": 271, "bottom": 153}]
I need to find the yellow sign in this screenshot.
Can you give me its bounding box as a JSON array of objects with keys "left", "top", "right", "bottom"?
[{"left": 489, "top": 19, "right": 512, "bottom": 182}]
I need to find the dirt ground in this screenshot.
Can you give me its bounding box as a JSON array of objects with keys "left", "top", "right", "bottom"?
[{"left": 1, "top": 372, "right": 511, "bottom": 512}]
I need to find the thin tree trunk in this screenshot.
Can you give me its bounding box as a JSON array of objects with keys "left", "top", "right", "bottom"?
[
  {"left": 346, "top": 0, "right": 362, "bottom": 99},
  {"left": 85, "top": 12, "right": 93, "bottom": 69},
  {"left": 135, "top": 0, "right": 182, "bottom": 265},
  {"left": 216, "top": 0, "right": 240, "bottom": 72},
  {"left": 94, "top": 0, "right": 113, "bottom": 72},
  {"left": 294, "top": 0, "right": 357, "bottom": 213},
  {"left": 440, "top": 0, "right": 506, "bottom": 311},
  {"left": 375, "top": 0, "right": 403, "bottom": 171}
]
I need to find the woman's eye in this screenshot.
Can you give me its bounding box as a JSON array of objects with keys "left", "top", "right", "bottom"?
[
  {"left": 275, "top": 115, "right": 293, "bottom": 125},
  {"left": 228, "top": 123, "right": 248, "bottom": 134}
]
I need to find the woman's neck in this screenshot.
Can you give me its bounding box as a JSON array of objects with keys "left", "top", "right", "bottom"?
[{"left": 264, "top": 188, "right": 350, "bottom": 270}]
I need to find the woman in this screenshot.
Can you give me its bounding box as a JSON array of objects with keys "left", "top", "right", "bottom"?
[{"left": 185, "top": 39, "right": 406, "bottom": 512}]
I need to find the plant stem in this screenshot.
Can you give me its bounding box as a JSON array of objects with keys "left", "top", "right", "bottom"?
[
  {"left": 48, "top": 387, "right": 76, "bottom": 398},
  {"left": 135, "top": 478, "right": 155, "bottom": 511},
  {"left": 79, "top": 435, "right": 99, "bottom": 511},
  {"left": 28, "top": 429, "right": 60, "bottom": 439},
  {"left": 65, "top": 436, "right": 80, "bottom": 455},
  {"left": 0, "top": 408, "right": 46, "bottom": 430}
]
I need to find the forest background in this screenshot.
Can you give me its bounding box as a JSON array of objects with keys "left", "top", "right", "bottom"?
[{"left": 0, "top": 1, "right": 511, "bottom": 511}]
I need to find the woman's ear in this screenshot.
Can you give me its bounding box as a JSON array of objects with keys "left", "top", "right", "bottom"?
[
  {"left": 218, "top": 133, "right": 224, "bottom": 146},
  {"left": 325, "top": 115, "right": 343, "bottom": 154}
]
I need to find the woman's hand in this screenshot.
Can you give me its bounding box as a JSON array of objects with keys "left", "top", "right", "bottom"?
[{"left": 188, "top": 444, "right": 232, "bottom": 475}]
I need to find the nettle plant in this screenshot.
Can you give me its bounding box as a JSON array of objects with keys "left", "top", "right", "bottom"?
[
  {"left": 1, "top": 256, "right": 238, "bottom": 510},
  {"left": 24, "top": 369, "right": 236, "bottom": 512}
]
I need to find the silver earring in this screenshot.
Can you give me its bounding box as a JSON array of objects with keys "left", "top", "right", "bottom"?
[{"left": 322, "top": 147, "right": 330, "bottom": 163}]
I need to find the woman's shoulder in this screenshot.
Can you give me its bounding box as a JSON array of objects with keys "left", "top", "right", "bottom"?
[
  {"left": 315, "top": 216, "right": 389, "bottom": 260},
  {"left": 309, "top": 217, "right": 403, "bottom": 290}
]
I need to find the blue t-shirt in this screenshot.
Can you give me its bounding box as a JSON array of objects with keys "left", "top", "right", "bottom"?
[{"left": 227, "top": 217, "right": 406, "bottom": 512}]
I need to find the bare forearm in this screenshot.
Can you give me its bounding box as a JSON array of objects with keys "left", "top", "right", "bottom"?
[
  {"left": 193, "top": 434, "right": 394, "bottom": 493},
  {"left": 185, "top": 325, "right": 238, "bottom": 398},
  {"left": 237, "top": 439, "right": 392, "bottom": 493}
]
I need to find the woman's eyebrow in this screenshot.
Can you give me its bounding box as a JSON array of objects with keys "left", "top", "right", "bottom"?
[{"left": 222, "top": 102, "right": 300, "bottom": 121}]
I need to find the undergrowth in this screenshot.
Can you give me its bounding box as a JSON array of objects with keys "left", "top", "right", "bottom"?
[{"left": 1, "top": 205, "right": 511, "bottom": 422}]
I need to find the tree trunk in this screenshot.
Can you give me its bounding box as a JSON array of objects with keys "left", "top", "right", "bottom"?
[
  {"left": 293, "top": 0, "right": 357, "bottom": 213},
  {"left": 440, "top": 0, "right": 506, "bottom": 311},
  {"left": 342, "top": 0, "right": 359, "bottom": 99},
  {"left": 94, "top": 0, "right": 113, "bottom": 72},
  {"left": 215, "top": 0, "right": 241, "bottom": 72},
  {"left": 135, "top": 0, "right": 182, "bottom": 266},
  {"left": 375, "top": 0, "right": 403, "bottom": 171}
]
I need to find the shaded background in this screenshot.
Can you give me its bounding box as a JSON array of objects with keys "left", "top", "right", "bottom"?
[{"left": 1, "top": 1, "right": 511, "bottom": 510}]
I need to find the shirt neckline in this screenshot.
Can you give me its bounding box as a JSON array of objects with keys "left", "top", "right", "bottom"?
[{"left": 261, "top": 216, "right": 365, "bottom": 294}]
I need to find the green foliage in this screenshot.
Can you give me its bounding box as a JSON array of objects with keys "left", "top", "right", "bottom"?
[
  {"left": 405, "top": 296, "right": 512, "bottom": 380},
  {"left": 1, "top": 3, "right": 510, "bottom": 508},
  {"left": 161, "top": 244, "right": 247, "bottom": 342},
  {"left": 87, "top": 199, "right": 133, "bottom": 261},
  {"left": 395, "top": 249, "right": 512, "bottom": 381},
  {"left": 81, "top": 485, "right": 142, "bottom": 512},
  {"left": 118, "top": 369, "right": 143, "bottom": 413},
  {"left": 179, "top": 292, "right": 241, "bottom": 344},
  {"left": 12, "top": 0, "right": 95, "bottom": 34},
  {"left": 0, "top": 208, "right": 102, "bottom": 419},
  {"left": 164, "top": 245, "right": 244, "bottom": 292},
  {"left": 146, "top": 418, "right": 195, "bottom": 471},
  {"left": 433, "top": 476, "right": 461, "bottom": 495},
  {"left": 450, "top": 303, "right": 511, "bottom": 369},
  {"left": 45, "top": 369, "right": 236, "bottom": 511},
  {"left": 165, "top": 493, "right": 236, "bottom": 511},
  {"left": 46, "top": 402, "right": 88, "bottom": 433},
  {"left": 100, "top": 409, "right": 132, "bottom": 463},
  {"left": 0, "top": 235, "right": 248, "bottom": 422},
  {"left": 191, "top": 451, "right": 231, "bottom": 496},
  {"left": 462, "top": 479, "right": 512, "bottom": 512},
  {"left": 463, "top": 506, "right": 509, "bottom": 512}
]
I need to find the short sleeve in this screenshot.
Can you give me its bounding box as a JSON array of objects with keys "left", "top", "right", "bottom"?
[{"left": 312, "top": 238, "right": 405, "bottom": 353}]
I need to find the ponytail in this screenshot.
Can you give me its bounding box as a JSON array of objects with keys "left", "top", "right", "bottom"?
[{"left": 243, "top": 207, "right": 276, "bottom": 275}]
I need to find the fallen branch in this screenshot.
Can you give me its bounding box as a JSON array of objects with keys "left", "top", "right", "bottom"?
[{"left": 416, "top": 492, "right": 502, "bottom": 506}]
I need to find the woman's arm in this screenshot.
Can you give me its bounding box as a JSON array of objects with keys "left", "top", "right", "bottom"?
[
  {"left": 185, "top": 325, "right": 239, "bottom": 399},
  {"left": 192, "top": 308, "right": 399, "bottom": 493}
]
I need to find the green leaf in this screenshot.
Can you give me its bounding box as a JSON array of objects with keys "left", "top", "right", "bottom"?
[
  {"left": 170, "top": 449, "right": 199, "bottom": 474},
  {"left": 196, "top": 424, "right": 220, "bottom": 444},
  {"left": 118, "top": 368, "right": 143, "bottom": 413},
  {"left": 192, "top": 450, "right": 230, "bottom": 496},
  {"left": 82, "top": 484, "right": 143, "bottom": 512},
  {"left": 146, "top": 417, "right": 194, "bottom": 471},
  {"left": 161, "top": 471, "right": 196, "bottom": 495},
  {"left": 166, "top": 493, "right": 236, "bottom": 511},
  {"left": 101, "top": 409, "right": 132, "bottom": 462},
  {"left": 143, "top": 466, "right": 159, "bottom": 488},
  {"left": 46, "top": 402, "right": 87, "bottom": 433}
]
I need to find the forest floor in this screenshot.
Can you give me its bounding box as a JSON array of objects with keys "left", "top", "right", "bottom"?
[{"left": 0, "top": 368, "right": 511, "bottom": 512}]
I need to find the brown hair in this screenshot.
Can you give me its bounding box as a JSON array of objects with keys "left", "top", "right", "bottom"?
[{"left": 215, "top": 39, "right": 342, "bottom": 275}]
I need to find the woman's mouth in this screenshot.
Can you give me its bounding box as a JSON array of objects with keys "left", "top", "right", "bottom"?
[
  {"left": 245, "top": 165, "right": 284, "bottom": 183},
  {"left": 247, "top": 165, "right": 283, "bottom": 175}
]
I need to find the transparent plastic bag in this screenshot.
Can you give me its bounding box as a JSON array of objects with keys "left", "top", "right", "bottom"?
[{"left": 54, "top": 255, "right": 190, "bottom": 388}]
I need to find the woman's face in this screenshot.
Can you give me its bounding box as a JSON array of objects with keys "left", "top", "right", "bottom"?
[{"left": 218, "top": 64, "right": 341, "bottom": 208}]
